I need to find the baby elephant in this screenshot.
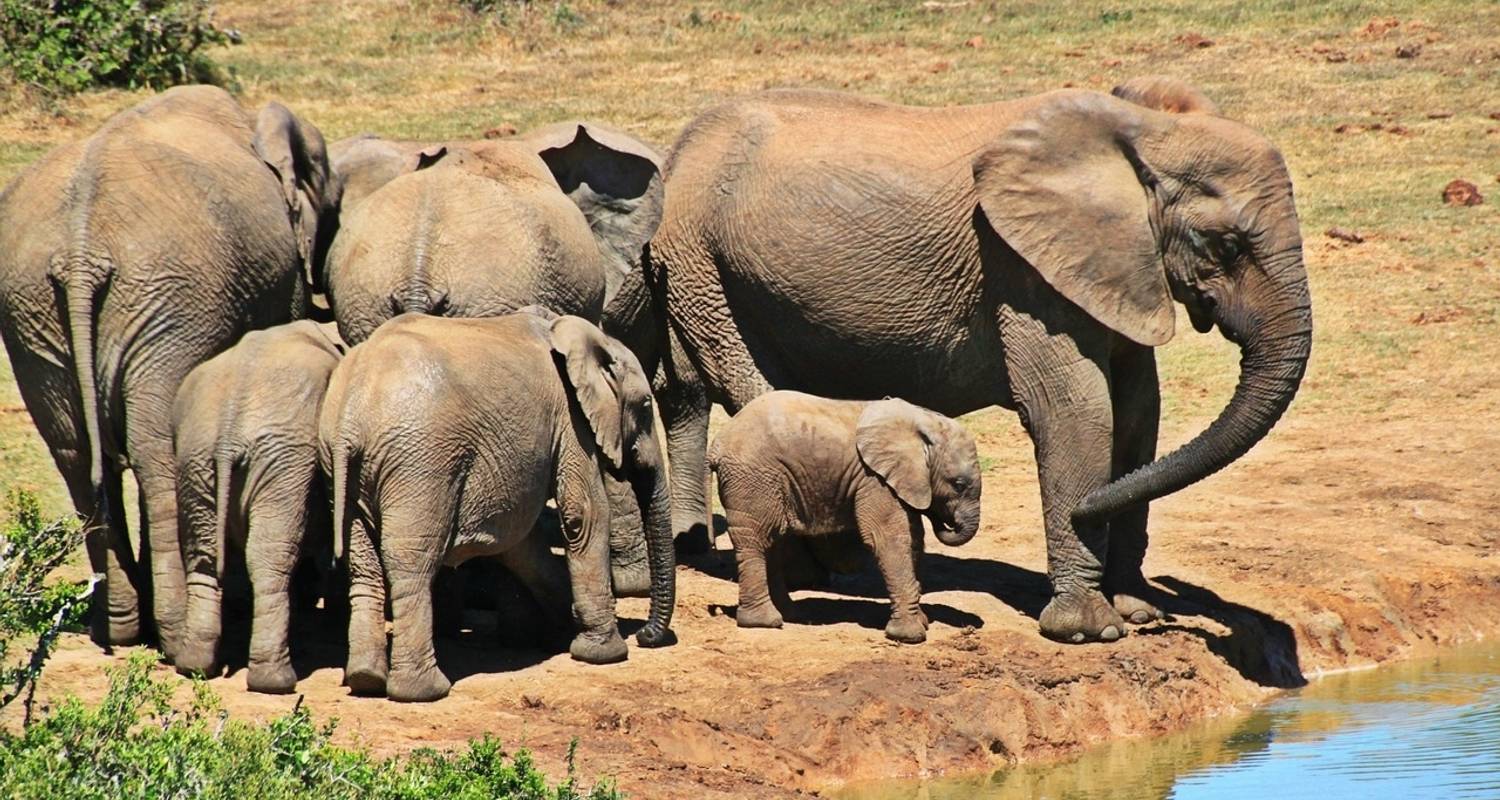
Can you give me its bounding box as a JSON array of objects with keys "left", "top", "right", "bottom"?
[
  {"left": 709, "top": 391, "right": 982, "bottom": 643},
  {"left": 171, "top": 320, "right": 345, "bottom": 693}
]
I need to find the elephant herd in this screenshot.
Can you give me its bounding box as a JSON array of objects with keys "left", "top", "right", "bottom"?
[{"left": 0, "top": 75, "right": 1311, "bottom": 702}]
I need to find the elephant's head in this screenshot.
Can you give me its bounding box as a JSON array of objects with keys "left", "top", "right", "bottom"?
[
  {"left": 973, "top": 90, "right": 1312, "bottom": 521},
  {"left": 856, "top": 399, "right": 983, "bottom": 547},
  {"left": 1110, "top": 75, "right": 1220, "bottom": 115},
  {"left": 550, "top": 315, "right": 675, "bottom": 647}
]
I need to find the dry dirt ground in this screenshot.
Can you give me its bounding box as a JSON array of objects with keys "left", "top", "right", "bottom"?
[{"left": 3, "top": 1, "right": 1500, "bottom": 797}]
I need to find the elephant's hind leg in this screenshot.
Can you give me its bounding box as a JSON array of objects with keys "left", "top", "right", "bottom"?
[
  {"left": 379, "top": 505, "right": 451, "bottom": 702},
  {"left": 243, "top": 498, "right": 307, "bottom": 694},
  {"left": 343, "top": 513, "right": 389, "bottom": 696},
  {"left": 1105, "top": 345, "right": 1165, "bottom": 625},
  {"left": 726, "top": 514, "right": 785, "bottom": 630},
  {"left": 122, "top": 389, "right": 188, "bottom": 661}
]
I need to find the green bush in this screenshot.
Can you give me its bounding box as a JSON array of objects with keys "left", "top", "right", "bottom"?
[
  {"left": 0, "top": 490, "right": 621, "bottom": 799},
  {"left": 0, "top": 490, "right": 92, "bottom": 723},
  {"left": 0, "top": 0, "right": 238, "bottom": 96}
]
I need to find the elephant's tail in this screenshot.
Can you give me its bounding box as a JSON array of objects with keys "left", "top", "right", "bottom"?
[
  {"left": 209, "top": 448, "right": 236, "bottom": 582},
  {"left": 58, "top": 261, "right": 113, "bottom": 519},
  {"left": 706, "top": 435, "right": 722, "bottom": 473},
  {"left": 329, "top": 435, "right": 357, "bottom": 563}
]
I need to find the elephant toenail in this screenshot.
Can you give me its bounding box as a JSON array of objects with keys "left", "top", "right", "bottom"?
[
  {"left": 1101, "top": 625, "right": 1121, "bottom": 642},
  {"left": 1130, "top": 611, "right": 1151, "bottom": 624},
  {"left": 1070, "top": 632, "right": 1085, "bottom": 643}
]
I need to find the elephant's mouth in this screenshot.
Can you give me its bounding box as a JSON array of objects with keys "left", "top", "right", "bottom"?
[{"left": 1186, "top": 295, "right": 1216, "bottom": 334}]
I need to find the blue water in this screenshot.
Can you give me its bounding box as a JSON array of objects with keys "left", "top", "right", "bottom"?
[{"left": 840, "top": 644, "right": 1500, "bottom": 800}]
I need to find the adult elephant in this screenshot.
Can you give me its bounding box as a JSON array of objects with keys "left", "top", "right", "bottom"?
[
  {"left": 649, "top": 85, "right": 1313, "bottom": 643},
  {"left": 322, "top": 123, "right": 665, "bottom": 594},
  {"left": 0, "top": 86, "right": 336, "bottom": 655}
]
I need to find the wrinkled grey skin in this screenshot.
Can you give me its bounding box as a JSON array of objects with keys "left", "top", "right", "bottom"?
[
  {"left": 650, "top": 83, "right": 1312, "bottom": 644},
  {"left": 319, "top": 311, "right": 675, "bottom": 702},
  {"left": 710, "top": 392, "right": 981, "bottom": 644},
  {"left": 0, "top": 86, "right": 336, "bottom": 657},
  {"left": 322, "top": 123, "right": 665, "bottom": 596},
  {"left": 170, "top": 320, "right": 345, "bottom": 693}
]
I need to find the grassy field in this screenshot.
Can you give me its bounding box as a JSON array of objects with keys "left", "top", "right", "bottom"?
[{"left": 2, "top": 0, "right": 1498, "bottom": 520}]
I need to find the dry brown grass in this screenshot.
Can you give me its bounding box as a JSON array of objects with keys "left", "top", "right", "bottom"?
[{"left": 2, "top": 0, "right": 1499, "bottom": 519}]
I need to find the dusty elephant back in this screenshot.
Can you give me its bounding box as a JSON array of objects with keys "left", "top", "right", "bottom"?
[{"left": 326, "top": 158, "right": 608, "bottom": 344}]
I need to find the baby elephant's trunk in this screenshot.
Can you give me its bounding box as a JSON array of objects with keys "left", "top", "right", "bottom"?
[{"left": 933, "top": 509, "right": 979, "bottom": 547}]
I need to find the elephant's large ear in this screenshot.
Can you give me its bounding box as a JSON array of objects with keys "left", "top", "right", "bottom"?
[
  {"left": 525, "top": 123, "right": 664, "bottom": 280},
  {"left": 1111, "top": 75, "right": 1220, "bottom": 115},
  {"left": 551, "top": 315, "right": 626, "bottom": 469},
  {"left": 973, "top": 91, "right": 1175, "bottom": 346},
  {"left": 856, "top": 399, "right": 933, "bottom": 511},
  {"left": 254, "top": 102, "right": 333, "bottom": 293}
]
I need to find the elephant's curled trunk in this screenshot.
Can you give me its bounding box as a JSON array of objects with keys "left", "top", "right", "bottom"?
[
  {"left": 632, "top": 445, "right": 676, "bottom": 647},
  {"left": 1074, "top": 253, "right": 1312, "bottom": 521}
]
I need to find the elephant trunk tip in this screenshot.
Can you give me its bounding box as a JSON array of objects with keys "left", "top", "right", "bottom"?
[{"left": 635, "top": 624, "right": 677, "bottom": 648}]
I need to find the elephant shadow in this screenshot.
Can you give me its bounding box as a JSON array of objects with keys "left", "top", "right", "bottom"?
[
  {"left": 684, "top": 526, "right": 1303, "bottom": 688},
  {"left": 1137, "top": 575, "right": 1306, "bottom": 689}
]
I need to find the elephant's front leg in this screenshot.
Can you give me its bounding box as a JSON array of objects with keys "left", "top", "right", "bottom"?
[
  {"left": 854, "top": 486, "right": 928, "bottom": 644},
  {"left": 1005, "top": 320, "right": 1125, "bottom": 643},
  {"left": 556, "top": 461, "right": 628, "bottom": 664},
  {"left": 656, "top": 332, "right": 714, "bottom": 553},
  {"left": 602, "top": 468, "right": 650, "bottom": 597},
  {"left": 1106, "top": 344, "right": 1165, "bottom": 625}
]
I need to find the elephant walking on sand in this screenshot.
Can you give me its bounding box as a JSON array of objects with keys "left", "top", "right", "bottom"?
[
  {"left": 0, "top": 86, "right": 337, "bottom": 655},
  {"left": 710, "top": 392, "right": 982, "bottom": 643},
  {"left": 649, "top": 80, "right": 1312, "bottom": 643},
  {"left": 318, "top": 311, "right": 675, "bottom": 702},
  {"left": 171, "top": 320, "right": 345, "bottom": 693}
]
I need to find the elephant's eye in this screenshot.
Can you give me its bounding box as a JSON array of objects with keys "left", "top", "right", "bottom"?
[
  {"left": 951, "top": 476, "right": 969, "bottom": 491},
  {"left": 1209, "top": 232, "right": 1245, "bottom": 266}
]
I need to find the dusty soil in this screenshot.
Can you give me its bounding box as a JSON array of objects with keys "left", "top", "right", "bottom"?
[{"left": 13, "top": 399, "right": 1500, "bottom": 798}]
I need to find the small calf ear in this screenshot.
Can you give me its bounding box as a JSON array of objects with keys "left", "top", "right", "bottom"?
[
  {"left": 550, "top": 315, "right": 625, "bottom": 468},
  {"left": 1111, "top": 75, "right": 1220, "bottom": 115},
  {"left": 856, "top": 399, "right": 933, "bottom": 511}
]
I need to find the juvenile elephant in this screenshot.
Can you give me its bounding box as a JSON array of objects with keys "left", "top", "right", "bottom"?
[
  {"left": 650, "top": 83, "right": 1312, "bottom": 643},
  {"left": 710, "top": 392, "right": 981, "bottom": 643},
  {"left": 0, "top": 86, "right": 336, "bottom": 654},
  {"left": 170, "top": 320, "right": 344, "bottom": 693},
  {"left": 319, "top": 311, "right": 674, "bottom": 702}
]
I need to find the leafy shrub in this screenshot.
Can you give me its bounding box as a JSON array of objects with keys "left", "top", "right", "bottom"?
[
  {"left": 0, "top": 652, "right": 621, "bottom": 799},
  {"left": 0, "top": 0, "right": 238, "bottom": 96},
  {"left": 0, "top": 490, "right": 92, "bottom": 723}
]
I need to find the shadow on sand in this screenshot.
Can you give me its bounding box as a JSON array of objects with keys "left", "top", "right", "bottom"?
[{"left": 681, "top": 521, "right": 1304, "bottom": 688}]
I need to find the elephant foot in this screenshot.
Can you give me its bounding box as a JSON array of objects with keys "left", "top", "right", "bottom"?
[
  {"left": 247, "top": 662, "right": 297, "bottom": 695},
  {"left": 344, "top": 656, "right": 389, "bottom": 697},
  {"left": 387, "top": 664, "right": 452, "bottom": 703},
  {"left": 91, "top": 609, "right": 143, "bottom": 650},
  {"left": 611, "top": 562, "right": 651, "bottom": 598},
  {"left": 1110, "top": 591, "right": 1164, "bottom": 625},
  {"left": 172, "top": 641, "right": 221, "bottom": 679},
  {"left": 885, "top": 609, "right": 929, "bottom": 644},
  {"left": 735, "top": 601, "right": 784, "bottom": 630},
  {"left": 570, "top": 630, "right": 629, "bottom": 664},
  {"left": 1040, "top": 590, "right": 1125, "bottom": 644}
]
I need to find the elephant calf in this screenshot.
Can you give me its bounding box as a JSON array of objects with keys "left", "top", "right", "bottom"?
[
  {"left": 709, "top": 391, "right": 982, "bottom": 644},
  {"left": 319, "top": 311, "right": 674, "bottom": 702},
  {"left": 171, "top": 320, "right": 345, "bottom": 693}
]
